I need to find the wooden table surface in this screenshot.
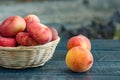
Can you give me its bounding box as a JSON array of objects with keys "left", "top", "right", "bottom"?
[{"left": 0, "top": 38, "right": 120, "bottom": 80}]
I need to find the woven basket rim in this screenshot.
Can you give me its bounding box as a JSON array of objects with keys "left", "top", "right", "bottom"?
[{"left": 0, "top": 37, "right": 60, "bottom": 50}]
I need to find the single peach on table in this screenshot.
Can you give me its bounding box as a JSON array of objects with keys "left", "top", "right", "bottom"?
[
  {"left": 49, "top": 27, "right": 58, "bottom": 41},
  {"left": 0, "top": 16, "right": 26, "bottom": 37},
  {"left": 67, "top": 34, "right": 91, "bottom": 51},
  {"left": 65, "top": 46, "right": 93, "bottom": 72},
  {"left": 0, "top": 36, "right": 16, "bottom": 47},
  {"left": 16, "top": 32, "right": 39, "bottom": 46},
  {"left": 27, "top": 22, "right": 52, "bottom": 44}
]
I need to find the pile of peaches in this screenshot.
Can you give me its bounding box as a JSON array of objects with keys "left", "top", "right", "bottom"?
[
  {"left": 0, "top": 14, "right": 58, "bottom": 47},
  {"left": 65, "top": 34, "right": 94, "bottom": 72}
]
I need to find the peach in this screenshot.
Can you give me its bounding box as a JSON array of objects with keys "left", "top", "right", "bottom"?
[
  {"left": 65, "top": 46, "right": 93, "bottom": 72},
  {"left": 0, "top": 16, "right": 26, "bottom": 37},
  {"left": 67, "top": 34, "right": 91, "bottom": 51},
  {"left": 0, "top": 36, "right": 16, "bottom": 47},
  {"left": 16, "top": 32, "right": 39, "bottom": 46},
  {"left": 24, "top": 14, "right": 40, "bottom": 25},
  {"left": 49, "top": 27, "right": 58, "bottom": 41},
  {"left": 27, "top": 22, "right": 52, "bottom": 44}
]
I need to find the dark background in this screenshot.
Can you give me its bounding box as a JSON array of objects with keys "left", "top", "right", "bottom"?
[{"left": 0, "top": 0, "right": 120, "bottom": 40}]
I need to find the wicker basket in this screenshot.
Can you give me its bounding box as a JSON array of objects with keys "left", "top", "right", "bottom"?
[{"left": 0, "top": 37, "right": 60, "bottom": 69}]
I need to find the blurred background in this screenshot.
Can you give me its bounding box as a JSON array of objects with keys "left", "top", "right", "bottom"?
[{"left": 0, "top": 0, "right": 120, "bottom": 40}]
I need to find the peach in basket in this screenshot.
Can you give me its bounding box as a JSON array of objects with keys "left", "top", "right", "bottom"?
[
  {"left": 0, "top": 15, "right": 60, "bottom": 69},
  {"left": 0, "top": 37, "right": 60, "bottom": 69}
]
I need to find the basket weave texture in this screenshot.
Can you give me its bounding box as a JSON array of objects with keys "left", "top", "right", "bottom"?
[{"left": 0, "top": 37, "right": 60, "bottom": 69}]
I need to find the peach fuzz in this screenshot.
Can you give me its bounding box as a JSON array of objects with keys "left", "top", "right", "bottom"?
[
  {"left": 16, "top": 32, "right": 39, "bottom": 46},
  {"left": 67, "top": 35, "right": 91, "bottom": 51},
  {"left": 0, "top": 16, "right": 26, "bottom": 37},
  {"left": 49, "top": 27, "right": 58, "bottom": 41},
  {"left": 0, "top": 36, "right": 16, "bottom": 47},
  {"left": 65, "top": 46, "right": 93, "bottom": 72},
  {"left": 27, "top": 22, "right": 52, "bottom": 44},
  {"left": 24, "top": 14, "right": 40, "bottom": 25}
]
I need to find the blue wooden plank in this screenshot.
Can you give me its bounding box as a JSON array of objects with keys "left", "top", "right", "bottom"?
[
  {"left": 57, "top": 39, "right": 120, "bottom": 50},
  {"left": 0, "top": 75, "right": 120, "bottom": 80},
  {"left": 52, "top": 50, "right": 120, "bottom": 61},
  {"left": 0, "top": 61, "right": 120, "bottom": 76},
  {"left": 92, "top": 50, "right": 120, "bottom": 61}
]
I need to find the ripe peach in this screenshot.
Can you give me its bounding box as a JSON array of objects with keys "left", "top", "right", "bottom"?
[
  {"left": 65, "top": 46, "right": 93, "bottom": 72},
  {"left": 0, "top": 36, "right": 16, "bottom": 47},
  {"left": 16, "top": 32, "right": 39, "bottom": 46},
  {"left": 24, "top": 14, "right": 40, "bottom": 25},
  {"left": 49, "top": 27, "right": 58, "bottom": 41},
  {"left": 0, "top": 16, "right": 26, "bottom": 37},
  {"left": 27, "top": 22, "right": 52, "bottom": 44},
  {"left": 67, "top": 34, "right": 91, "bottom": 51}
]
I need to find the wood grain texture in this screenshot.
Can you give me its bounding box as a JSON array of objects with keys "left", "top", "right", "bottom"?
[{"left": 0, "top": 39, "right": 119, "bottom": 80}]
